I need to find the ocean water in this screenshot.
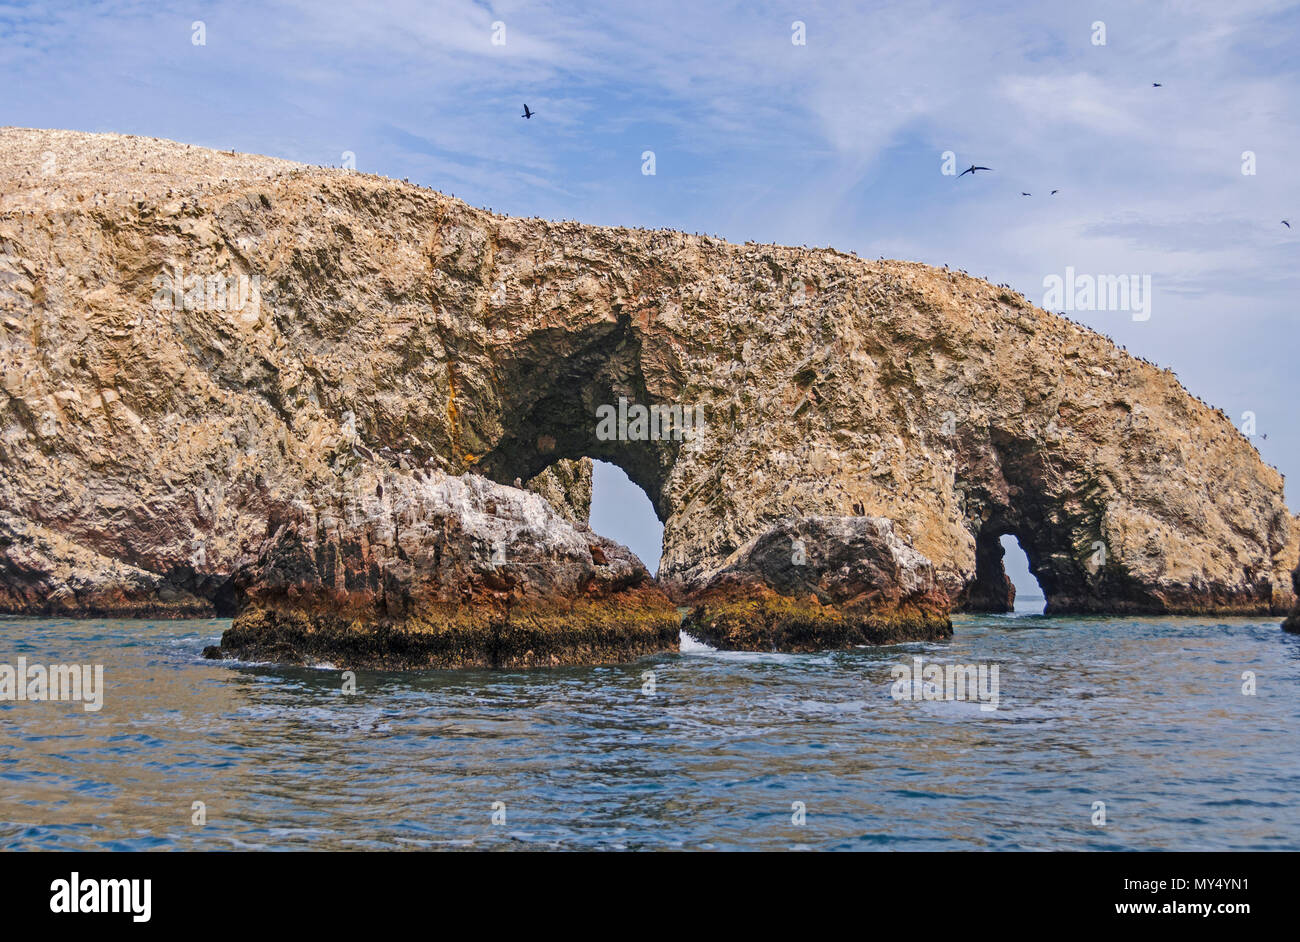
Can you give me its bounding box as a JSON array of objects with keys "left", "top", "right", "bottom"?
[{"left": 1, "top": 604, "right": 1297, "bottom": 851}]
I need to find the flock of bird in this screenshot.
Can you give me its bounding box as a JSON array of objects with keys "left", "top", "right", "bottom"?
[
  {"left": 959, "top": 153, "right": 1285, "bottom": 226},
  {"left": 960, "top": 163, "right": 1059, "bottom": 198},
  {"left": 953, "top": 85, "right": 1289, "bottom": 228},
  {"left": 507, "top": 86, "right": 1290, "bottom": 241}
]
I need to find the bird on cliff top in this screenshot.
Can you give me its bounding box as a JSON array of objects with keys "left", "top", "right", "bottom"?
[
  {"left": 521, "top": 104, "right": 534, "bottom": 119},
  {"left": 958, "top": 165, "right": 992, "bottom": 177}
]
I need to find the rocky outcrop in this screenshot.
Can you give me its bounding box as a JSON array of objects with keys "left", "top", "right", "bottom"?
[
  {"left": 957, "top": 531, "right": 1017, "bottom": 613},
  {"left": 204, "top": 468, "right": 678, "bottom": 667},
  {"left": 1284, "top": 566, "right": 1300, "bottom": 634},
  {"left": 681, "top": 516, "right": 952, "bottom": 650},
  {"left": 1, "top": 128, "right": 1297, "bottom": 660}
]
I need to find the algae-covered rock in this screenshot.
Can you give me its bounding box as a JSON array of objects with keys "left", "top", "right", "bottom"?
[
  {"left": 204, "top": 468, "right": 679, "bottom": 668},
  {"left": 681, "top": 516, "right": 952, "bottom": 651}
]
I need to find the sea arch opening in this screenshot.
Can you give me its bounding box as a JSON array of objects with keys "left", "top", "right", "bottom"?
[
  {"left": 470, "top": 315, "right": 687, "bottom": 545},
  {"left": 962, "top": 524, "right": 1048, "bottom": 614},
  {"left": 589, "top": 460, "right": 665, "bottom": 575},
  {"left": 1000, "top": 533, "right": 1045, "bottom": 614}
]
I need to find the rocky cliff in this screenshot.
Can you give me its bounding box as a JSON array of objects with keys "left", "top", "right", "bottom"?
[{"left": 1, "top": 128, "right": 1296, "bottom": 661}]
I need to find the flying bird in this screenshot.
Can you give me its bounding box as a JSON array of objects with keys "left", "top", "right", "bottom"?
[
  {"left": 1152, "top": 82, "right": 1162, "bottom": 87},
  {"left": 1021, "top": 192, "right": 1031, "bottom": 196},
  {"left": 521, "top": 104, "right": 534, "bottom": 119},
  {"left": 958, "top": 165, "right": 992, "bottom": 177},
  {"left": 1050, "top": 189, "right": 1059, "bottom": 195},
  {"left": 1284, "top": 220, "right": 1292, "bottom": 228}
]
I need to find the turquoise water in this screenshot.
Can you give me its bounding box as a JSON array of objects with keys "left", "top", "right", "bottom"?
[{"left": 1, "top": 607, "right": 1297, "bottom": 850}]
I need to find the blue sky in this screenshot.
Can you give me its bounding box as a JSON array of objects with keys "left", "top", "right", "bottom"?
[{"left": 3, "top": 0, "right": 1297, "bottom": 590}]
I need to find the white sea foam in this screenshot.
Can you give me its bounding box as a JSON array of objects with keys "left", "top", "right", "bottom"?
[{"left": 678, "top": 631, "right": 717, "bottom": 653}]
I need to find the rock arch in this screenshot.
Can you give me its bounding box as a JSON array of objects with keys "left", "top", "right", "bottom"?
[{"left": 1, "top": 130, "right": 1296, "bottom": 660}]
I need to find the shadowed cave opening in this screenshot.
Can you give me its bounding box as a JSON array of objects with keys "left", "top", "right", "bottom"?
[{"left": 588, "top": 460, "right": 664, "bottom": 576}]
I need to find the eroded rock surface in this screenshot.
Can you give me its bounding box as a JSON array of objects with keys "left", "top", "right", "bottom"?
[
  {"left": 1, "top": 128, "right": 1297, "bottom": 660},
  {"left": 524, "top": 457, "right": 592, "bottom": 527}
]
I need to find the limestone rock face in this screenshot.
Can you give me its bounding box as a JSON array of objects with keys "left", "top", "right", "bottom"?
[
  {"left": 206, "top": 468, "right": 679, "bottom": 667},
  {"left": 1, "top": 128, "right": 1296, "bottom": 650}
]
